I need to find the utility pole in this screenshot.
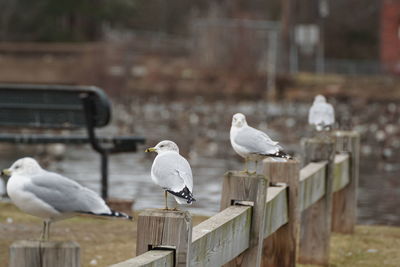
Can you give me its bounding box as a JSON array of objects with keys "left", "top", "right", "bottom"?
[
  {"left": 280, "top": 0, "right": 295, "bottom": 74},
  {"left": 317, "top": 0, "right": 329, "bottom": 73}
]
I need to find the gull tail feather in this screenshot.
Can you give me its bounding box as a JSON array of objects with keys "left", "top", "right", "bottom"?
[
  {"left": 261, "top": 150, "right": 293, "bottom": 160},
  {"left": 78, "top": 210, "right": 133, "bottom": 220},
  {"left": 167, "top": 186, "right": 196, "bottom": 204}
]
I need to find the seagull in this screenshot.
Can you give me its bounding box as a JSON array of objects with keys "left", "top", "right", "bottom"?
[
  {"left": 308, "top": 95, "right": 335, "bottom": 131},
  {"left": 145, "top": 140, "right": 195, "bottom": 210},
  {"left": 2, "top": 157, "right": 132, "bottom": 241},
  {"left": 230, "top": 113, "right": 292, "bottom": 173}
]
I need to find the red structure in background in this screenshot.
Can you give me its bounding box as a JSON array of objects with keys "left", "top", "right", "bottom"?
[{"left": 381, "top": 0, "right": 400, "bottom": 74}]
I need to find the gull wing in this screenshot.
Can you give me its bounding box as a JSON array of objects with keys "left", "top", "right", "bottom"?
[
  {"left": 25, "top": 171, "right": 110, "bottom": 214},
  {"left": 234, "top": 126, "right": 280, "bottom": 155}
]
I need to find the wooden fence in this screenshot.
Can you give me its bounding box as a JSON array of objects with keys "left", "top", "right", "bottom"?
[
  {"left": 8, "top": 131, "right": 360, "bottom": 267},
  {"left": 106, "top": 131, "right": 360, "bottom": 267}
]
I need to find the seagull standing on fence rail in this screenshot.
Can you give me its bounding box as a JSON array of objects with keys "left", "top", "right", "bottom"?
[
  {"left": 230, "top": 113, "right": 292, "bottom": 173},
  {"left": 145, "top": 140, "right": 195, "bottom": 210},
  {"left": 308, "top": 95, "right": 335, "bottom": 131},
  {"left": 1, "top": 157, "right": 132, "bottom": 241}
]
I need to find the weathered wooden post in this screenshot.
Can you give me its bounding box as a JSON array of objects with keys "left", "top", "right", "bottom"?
[
  {"left": 9, "top": 240, "right": 80, "bottom": 267},
  {"left": 298, "top": 137, "right": 335, "bottom": 266},
  {"left": 262, "top": 159, "right": 300, "bottom": 267},
  {"left": 220, "top": 171, "right": 269, "bottom": 267},
  {"left": 332, "top": 130, "right": 360, "bottom": 234},
  {"left": 136, "top": 209, "right": 192, "bottom": 267}
]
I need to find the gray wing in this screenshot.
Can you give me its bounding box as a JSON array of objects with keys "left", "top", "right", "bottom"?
[
  {"left": 25, "top": 171, "right": 110, "bottom": 214},
  {"left": 309, "top": 103, "right": 334, "bottom": 126},
  {"left": 308, "top": 103, "right": 324, "bottom": 125},
  {"left": 234, "top": 126, "right": 280, "bottom": 155},
  {"left": 152, "top": 152, "right": 193, "bottom": 192},
  {"left": 308, "top": 104, "right": 317, "bottom": 124},
  {"left": 326, "top": 103, "right": 335, "bottom": 125}
]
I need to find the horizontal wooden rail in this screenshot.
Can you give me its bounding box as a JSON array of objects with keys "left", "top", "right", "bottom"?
[
  {"left": 333, "top": 154, "right": 350, "bottom": 192},
  {"left": 299, "top": 161, "right": 327, "bottom": 212},
  {"left": 110, "top": 250, "right": 174, "bottom": 267},
  {"left": 190, "top": 205, "right": 252, "bottom": 266},
  {"left": 263, "top": 185, "right": 289, "bottom": 238}
]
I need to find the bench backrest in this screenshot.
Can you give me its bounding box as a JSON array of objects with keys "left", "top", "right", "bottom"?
[{"left": 0, "top": 84, "right": 111, "bottom": 129}]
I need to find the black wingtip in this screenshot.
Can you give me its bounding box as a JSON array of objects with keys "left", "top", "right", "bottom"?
[
  {"left": 263, "top": 150, "right": 293, "bottom": 160},
  {"left": 78, "top": 210, "right": 133, "bottom": 220},
  {"left": 110, "top": 210, "right": 133, "bottom": 220},
  {"left": 187, "top": 197, "right": 196, "bottom": 204},
  {"left": 167, "top": 186, "right": 196, "bottom": 204}
]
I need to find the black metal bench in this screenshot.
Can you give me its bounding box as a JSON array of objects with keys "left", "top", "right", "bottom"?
[{"left": 0, "top": 84, "right": 145, "bottom": 199}]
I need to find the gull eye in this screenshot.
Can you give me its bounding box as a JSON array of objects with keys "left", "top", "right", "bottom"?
[
  {"left": 15, "top": 165, "right": 20, "bottom": 169},
  {"left": 160, "top": 145, "right": 164, "bottom": 148}
]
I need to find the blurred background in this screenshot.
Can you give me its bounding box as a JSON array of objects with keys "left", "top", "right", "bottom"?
[{"left": 0, "top": 0, "right": 399, "bottom": 225}]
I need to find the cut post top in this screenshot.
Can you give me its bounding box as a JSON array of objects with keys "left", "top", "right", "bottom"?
[
  {"left": 224, "top": 170, "right": 267, "bottom": 180},
  {"left": 333, "top": 130, "right": 360, "bottom": 138},
  {"left": 139, "top": 209, "right": 192, "bottom": 220},
  {"left": 263, "top": 158, "right": 300, "bottom": 164}
]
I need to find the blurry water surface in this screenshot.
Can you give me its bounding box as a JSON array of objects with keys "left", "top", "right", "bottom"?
[{"left": 1, "top": 98, "right": 399, "bottom": 225}]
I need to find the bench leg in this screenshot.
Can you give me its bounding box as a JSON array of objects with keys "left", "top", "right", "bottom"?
[{"left": 100, "top": 152, "right": 109, "bottom": 200}]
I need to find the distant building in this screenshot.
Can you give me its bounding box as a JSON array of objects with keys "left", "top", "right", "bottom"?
[{"left": 381, "top": 0, "right": 400, "bottom": 74}]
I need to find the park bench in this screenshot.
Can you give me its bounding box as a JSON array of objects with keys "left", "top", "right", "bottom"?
[{"left": 0, "top": 84, "right": 145, "bottom": 199}]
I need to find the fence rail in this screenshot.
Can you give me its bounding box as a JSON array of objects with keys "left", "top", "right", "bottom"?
[{"left": 299, "top": 161, "right": 327, "bottom": 212}]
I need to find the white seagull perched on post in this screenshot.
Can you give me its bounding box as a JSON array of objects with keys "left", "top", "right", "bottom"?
[
  {"left": 145, "top": 140, "right": 195, "bottom": 210},
  {"left": 2, "top": 157, "right": 132, "bottom": 241},
  {"left": 230, "top": 113, "right": 292, "bottom": 173},
  {"left": 308, "top": 95, "right": 335, "bottom": 131}
]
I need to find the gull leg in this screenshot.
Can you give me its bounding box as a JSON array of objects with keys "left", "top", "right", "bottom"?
[
  {"left": 164, "top": 191, "right": 169, "bottom": 210},
  {"left": 43, "top": 220, "right": 51, "bottom": 241},
  {"left": 46, "top": 221, "right": 51, "bottom": 241},
  {"left": 40, "top": 221, "right": 46, "bottom": 241},
  {"left": 252, "top": 160, "right": 258, "bottom": 174},
  {"left": 243, "top": 158, "right": 249, "bottom": 173}
]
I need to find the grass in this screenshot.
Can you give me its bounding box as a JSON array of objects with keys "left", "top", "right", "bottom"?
[
  {"left": 0, "top": 202, "right": 208, "bottom": 267},
  {"left": 1, "top": 202, "right": 399, "bottom": 267},
  {"left": 298, "top": 225, "right": 400, "bottom": 267}
]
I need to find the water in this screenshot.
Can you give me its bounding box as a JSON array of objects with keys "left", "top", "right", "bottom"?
[{"left": 1, "top": 98, "right": 399, "bottom": 225}]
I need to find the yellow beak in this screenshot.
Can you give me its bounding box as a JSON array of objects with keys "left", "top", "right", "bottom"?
[
  {"left": 1, "top": 169, "right": 11, "bottom": 176},
  {"left": 145, "top": 147, "right": 156, "bottom": 153}
]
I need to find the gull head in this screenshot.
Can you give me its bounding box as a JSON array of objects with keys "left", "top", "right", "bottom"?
[
  {"left": 232, "top": 113, "right": 247, "bottom": 128},
  {"left": 2, "top": 157, "right": 42, "bottom": 177},
  {"left": 314, "top": 95, "right": 326, "bottom": 103},
  {"left": 145, "top": 140, "right": 179, "bottom": 154}
]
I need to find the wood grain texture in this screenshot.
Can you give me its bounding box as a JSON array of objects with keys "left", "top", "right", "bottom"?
[
  {"left": 109, "top": 250, "right": 174, "bottom": 267},
  {"left": 262, "top": 159, "right": 300, "bottom": 267},
  {"left": 299, "top": 137, "right": 335, "bottom": 266},
  {"left": 191, "top": 206, "right": 252, "bottom": 266},
  {"left": 136, "top": 209, "right": 192, "bottom": 267},
  {"left": 220, "top": 171, "right": 268, "bottom": 267},
  {"left": 332, "top": 154, "right": 350, "bottom": 192},
  {"left": 9, "top": 240, "right": 80, "bottom": 267},
  {"left": 299, "top": 162, "right": 327, "bottom": 212},
  {"left": 263, "top": 185, "right": 289, "bottom": 238},
  {"left": 332, "top": 131, "right": 360, "bottom": 234}
]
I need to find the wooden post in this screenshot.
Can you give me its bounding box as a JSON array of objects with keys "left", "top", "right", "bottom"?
[
  {"left": 136, "top": 209, "right": 192, "bottom": 267},
  {"left": 220, "top": 171, "right": 269, "bottom": 267},
  {"left": 298, "top": 137, "right": 335, "bottom": 266},
  {"left": 332, "top": 131, "right": 360, "bottom": 234},
  {"left": 262, "top": 159, "right": 300, "bottom": 267},
  {"left": 9, "top": 240, "right": 80, "bottom": 267}
]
